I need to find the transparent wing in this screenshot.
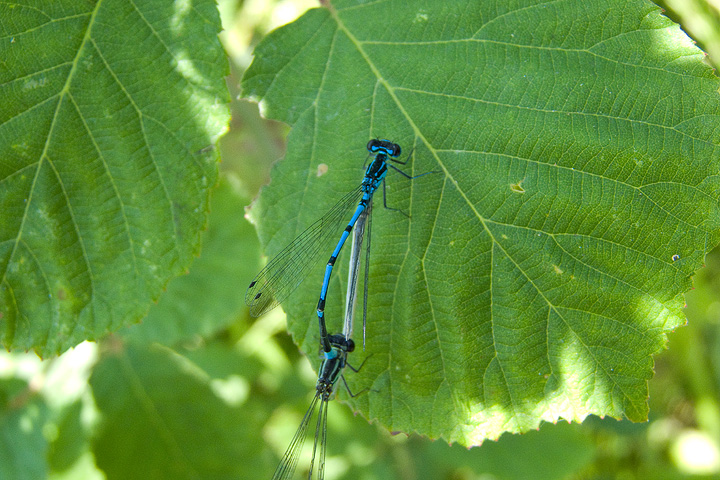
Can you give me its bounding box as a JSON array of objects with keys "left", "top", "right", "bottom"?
[
  {"left": 246, "top": 186, "right": 364, "bottom": 317},
  {"left": 361, "top": 209, "right": 372, "bottom": 349},
  {"left": 343, "top": 201, "right": 371, "bottom": 340},
  {"left": 316, "top": 398, "right": 330, "bottom": 480},
  {"left": 306, "top": 395, "right": 328, "bottom": 480},
  {"left": 271, "top": 392, "right": 322, "bottom": 480}
]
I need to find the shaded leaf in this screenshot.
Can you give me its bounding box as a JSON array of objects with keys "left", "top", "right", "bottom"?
[
  {"left": 89, "top": 342, "right": 263, "bottom": 480},
  {"left": 0, "top": 379, "right": 49, "bottom": 480},
  {"left": 417, "top": 422, "right": 594, "bottom": 480},
  {"left": 48, "top": 400, "right": 86, "bottom": 473}
]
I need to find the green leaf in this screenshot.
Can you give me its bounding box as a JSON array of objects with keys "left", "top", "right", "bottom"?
[
  {"left": 48, "top": 400, "right": 86, "bottom": 473},
  {"left": 0, "top": 0, "right": 229, "bottom": 355},
  {"left": 419, "top": 422, "right": 594, "bottom": 480},
  {"left": 89, "top": 342, "right": 264, "bottom": 480},
  {"left": 0, "top": 379, "right": 50, "bottom": 480},
  {"left": 241, "top": 0, "right": 720, "bottom": 445},
  {"left": 121, "top": 177, "right": 261, "bottom": 345}
]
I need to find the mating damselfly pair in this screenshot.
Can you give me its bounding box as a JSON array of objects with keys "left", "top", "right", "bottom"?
[{"left": 246, "top": 139, "right": 435, "bottom": 479}]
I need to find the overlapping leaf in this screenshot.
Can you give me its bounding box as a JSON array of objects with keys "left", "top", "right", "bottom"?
[
  {"left": 0, "top": 0, "right": 229, "bottom": 355},
  {"left": 122, "top": 178, "right": 260, "bottom": 345},
  {"left": 242, "top": 0, "right": 720, "bottom": 445}
]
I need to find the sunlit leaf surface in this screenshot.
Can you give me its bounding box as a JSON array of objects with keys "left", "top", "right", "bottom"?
[
  {"left": 0, "top": 0, "right": 229, "bottom": 355},
  {"left": 242, "top": 0, "right": 720, "bottom": 444}
]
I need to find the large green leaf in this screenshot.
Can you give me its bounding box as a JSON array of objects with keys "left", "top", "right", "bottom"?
[
  {"left": 89, "top": 342, "right": 266, "bottom": 480},
  {"left": 0, "top": 1, "right": 229, "bottom": 355},
  {"left": 241, "top": 0, "right": 720, "bottom": 445}
]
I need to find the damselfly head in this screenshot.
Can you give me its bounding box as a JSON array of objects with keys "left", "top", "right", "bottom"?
[{"left": 367, "top": 139, "right": 401, "bottom": 158}]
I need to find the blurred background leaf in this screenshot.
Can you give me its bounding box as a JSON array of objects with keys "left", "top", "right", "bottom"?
[
  {"left": 0, "top": 378, "right": 49, "bottom": 480},
  {"left": 89, "top": 341, "right": 269, "bottom": 480}
]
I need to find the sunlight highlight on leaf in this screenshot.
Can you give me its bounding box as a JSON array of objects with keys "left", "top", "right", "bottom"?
[
  {"left": 241, "top": 0, "right": 720, "bottom": 445},
  {"left": 0, "top": 0, "right": 230, "bottom": 355}
]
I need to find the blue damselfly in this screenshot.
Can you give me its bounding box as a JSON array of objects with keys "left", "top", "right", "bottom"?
[{"left": 247, "top": 139, "right": 432, "bottom": 353}]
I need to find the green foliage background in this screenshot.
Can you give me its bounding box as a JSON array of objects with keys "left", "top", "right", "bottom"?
[{"left": 1, "top": 0, "right": 720, "bottom": 479}]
